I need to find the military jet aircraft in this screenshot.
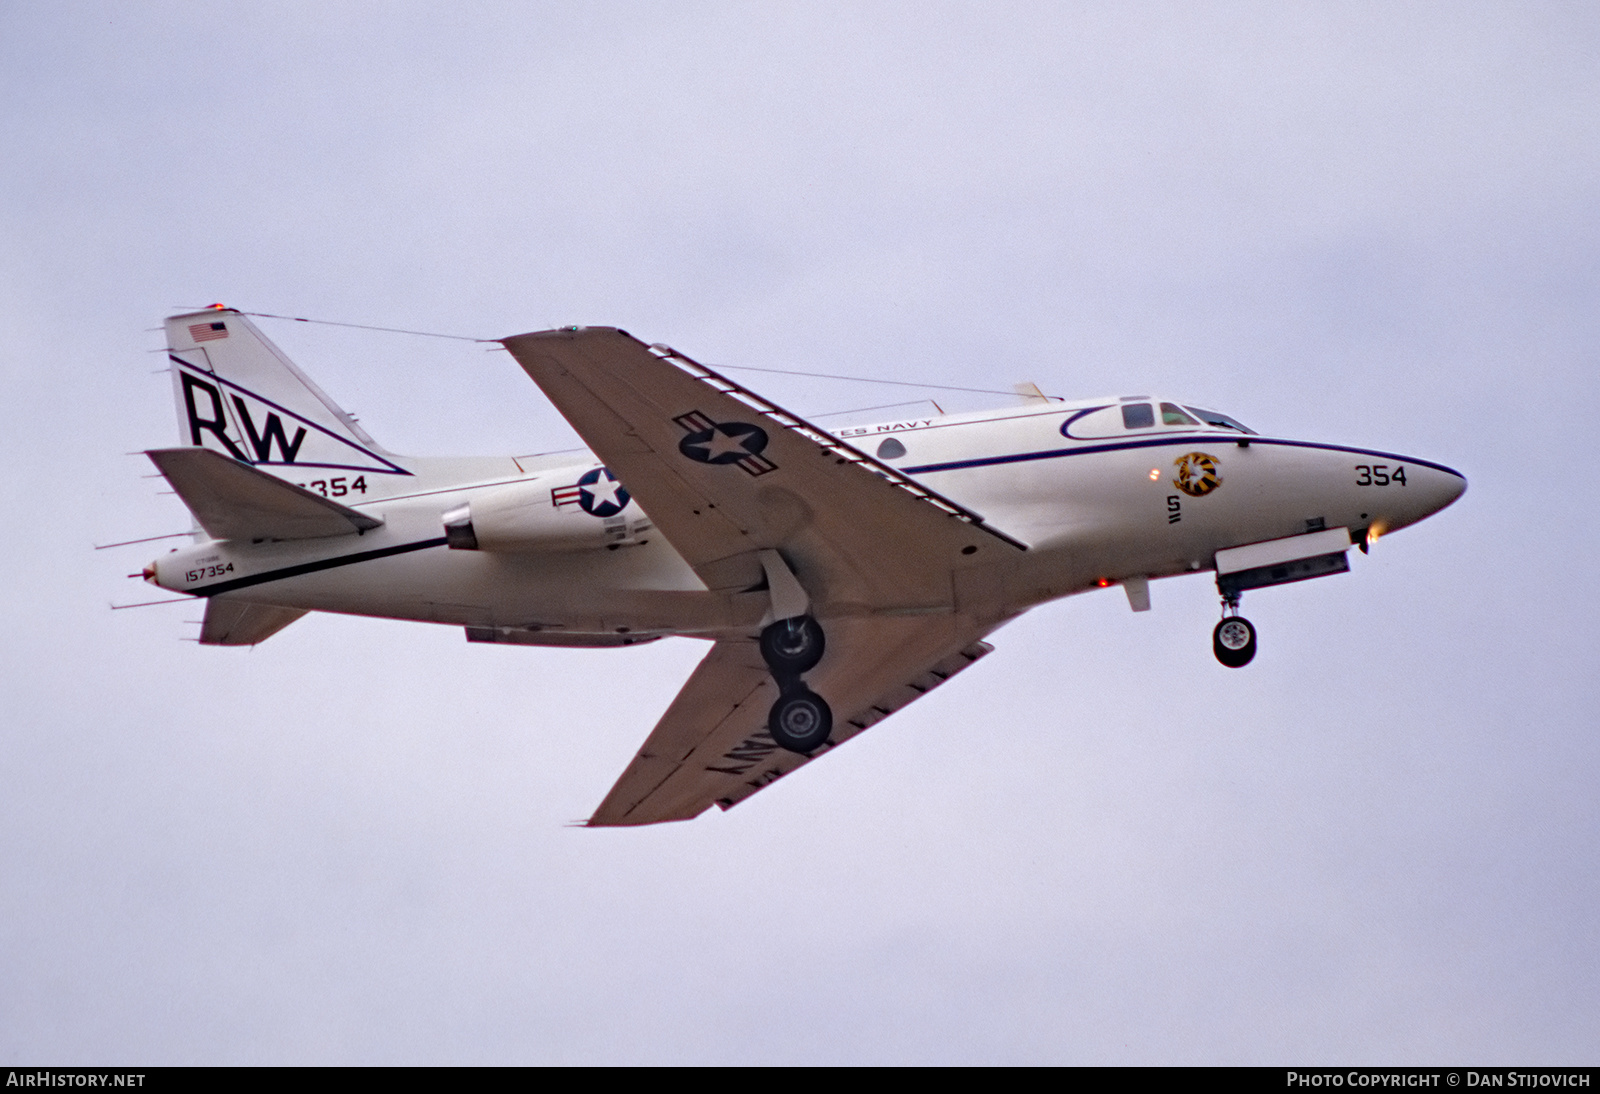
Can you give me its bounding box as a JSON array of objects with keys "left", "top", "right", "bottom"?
[{"left": 137, "top": 308, "right": 1465, "bottom": 824}]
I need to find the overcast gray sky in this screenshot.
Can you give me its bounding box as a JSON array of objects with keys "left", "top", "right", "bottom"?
[{"left": 2, "top": 1, "right": 1596, "bottom": 1064}]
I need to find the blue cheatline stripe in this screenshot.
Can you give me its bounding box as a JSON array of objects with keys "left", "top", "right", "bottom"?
[
  {"left": 903, "top": 437, "right": 1465, "bottom": 478},
  {"left": 189, "top": 537, "right": 449, "bottom": 597}
]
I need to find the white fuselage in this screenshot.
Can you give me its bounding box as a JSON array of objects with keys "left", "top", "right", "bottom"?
[{"left": 150, "top": 397, "right": 1466, "bottom": 638}]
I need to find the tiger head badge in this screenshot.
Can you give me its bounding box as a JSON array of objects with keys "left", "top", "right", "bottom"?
[{"left": 1173, "top": 452, "right": 1222, "bottom": 497}]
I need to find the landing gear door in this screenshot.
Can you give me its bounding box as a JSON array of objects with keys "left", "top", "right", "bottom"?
[{"left": 1214, "top": 527, "right": 1353, "bottom": 596}]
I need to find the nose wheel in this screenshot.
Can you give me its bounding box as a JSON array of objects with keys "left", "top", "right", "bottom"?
[
  {"left": 1213, "top": 616, "right": 1257, "bottom": 667},
  {"left": 760, "top": 615, "right": 834, "bottom": 754},
  {"left": 1213, "top": 591, "right": 1257, "bottom": 668}
]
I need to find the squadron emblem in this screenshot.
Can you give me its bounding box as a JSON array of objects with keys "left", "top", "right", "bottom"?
[{"left": 1173, "top": 452, "right": 1221, "bottom": 497}]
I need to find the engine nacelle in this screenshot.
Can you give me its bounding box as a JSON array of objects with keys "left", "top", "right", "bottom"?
[{"left": 441, "top": 475, "right": 649, "bottom": 553}]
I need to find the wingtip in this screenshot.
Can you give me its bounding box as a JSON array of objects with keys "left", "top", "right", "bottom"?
[{"left": 500, "top": 325, "right": 638, "bottom": 348}]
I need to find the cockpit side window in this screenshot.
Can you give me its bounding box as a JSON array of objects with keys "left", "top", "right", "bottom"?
[
  {"left": 1160, "top": 402, "right": 1199, "bottom": 426},
  {"left": 1121, "top": 402, "right": 1155, "bottom": 429},
  {"left": 1184, "top": 407, "right": 1256, "bottom": 435}
]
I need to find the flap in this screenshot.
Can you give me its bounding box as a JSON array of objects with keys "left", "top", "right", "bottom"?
[{"left": 147, "top": 447, "right": 384, "bottom": 541}]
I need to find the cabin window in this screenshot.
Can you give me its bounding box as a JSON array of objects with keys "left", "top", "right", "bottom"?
[
  {"left": 1059, "top": 405, "right": 1123, "bottom": 439},
  {"left": 1121, "top": 402, "right": 1155, "bottom": 430},
  {"left": 1161, "top": 402, "right": 1199, "bottom": 426},
  {"left": 1184, "top": 406, "right": 1256, "bottom": 435},
  {"left": 876, "top": 437, "right": 907, "bottom": 459}
]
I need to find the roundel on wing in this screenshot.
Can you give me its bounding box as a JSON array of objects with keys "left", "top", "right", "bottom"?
[
  {"left": 577, "top": 467, "right": 630, "bottom": 517},
  {"left": 1173, "top": 452, "right": 1221, "bottom": 497},
  {"left": 678, "top": 421, "right": 769, "bottom": 465}
]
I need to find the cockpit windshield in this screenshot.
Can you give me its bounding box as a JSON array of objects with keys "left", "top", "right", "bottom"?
[
  {"left": 1160, "top": 402, "right": 1199, "bottom": 426},
  {"left": 1183, "top": 407, "right": 1256, "bottom": 435},
  {"left": 1063, "top": 400, "right": 1258, "bottom": 440}
]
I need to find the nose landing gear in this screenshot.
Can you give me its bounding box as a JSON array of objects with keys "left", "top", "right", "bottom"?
[
  {"left": 760, "top": 615, "right": 834, "bottom": 754},
  {"left": 1213, "top": 591, "right": 1257, "bottom": 668}
]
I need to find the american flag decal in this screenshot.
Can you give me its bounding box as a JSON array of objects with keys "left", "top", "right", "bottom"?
[
  {"left": 551, "top": 484, "right": 584, "bottom": 508},
  {"left": 189, "top": 321, "right": 228, "bottom": 342}
]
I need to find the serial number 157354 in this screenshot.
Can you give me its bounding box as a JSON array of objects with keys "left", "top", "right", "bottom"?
[{"left": 185, "top": 562, "right": 234, "bottom": 583}]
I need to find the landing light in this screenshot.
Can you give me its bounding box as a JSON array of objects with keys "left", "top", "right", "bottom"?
[
  {"left": 1148, "top": 469, "right": 1160, "bottom": 481},
  {"left": 1367, "top": 520, "right": 1389, "bottom": 546}
]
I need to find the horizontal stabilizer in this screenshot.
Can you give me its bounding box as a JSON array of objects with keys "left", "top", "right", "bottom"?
[
  {"left": 201, "top": 600, "right": 308, "bottom": 646},
  {"left": 147, "top": 447, "right": 383, "bottom": 541}
]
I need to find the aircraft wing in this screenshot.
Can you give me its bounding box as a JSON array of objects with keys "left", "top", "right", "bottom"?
[
  {"left": 590, "top": 614, "right": 995, "bottom": 825},
  {"left": 499, "top": 327, "right": 1024, "bottom": 610}
]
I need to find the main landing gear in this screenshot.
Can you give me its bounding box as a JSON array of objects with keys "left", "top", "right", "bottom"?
[
  {"left": 760, "top": 615, "right": 833, "bottom": 754},
  {"left": 768, "top": 685, "right": 833, "bottom": 753},
  {"left": 1213, "top": 591, "right": 1257, "bottom": 669},
  {"left": 759, "top": 615, "right": 825, "bottom": 676}
]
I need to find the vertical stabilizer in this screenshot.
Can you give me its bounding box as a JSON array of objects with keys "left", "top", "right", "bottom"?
[{"left": 165, "top": 308, "right": 410, "bottom": 479}]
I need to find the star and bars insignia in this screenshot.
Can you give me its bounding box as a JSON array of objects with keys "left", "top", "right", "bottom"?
[
  {"left": 674, "top": 411, "right": 776, "bottom": 476},
  {"left": 552, "top": 467, "right": 632, "bottom": 517}
]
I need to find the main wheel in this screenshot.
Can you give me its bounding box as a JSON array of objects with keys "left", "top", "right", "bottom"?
[
  {"left": 1213, "top": 616, "right": 1257, "bottom": 668},
  {"left": 768, "top": 685, "right": 833, "bottom": 754},
  {"left": 760, "top": 615, "right": 826, "bottom": 676}
]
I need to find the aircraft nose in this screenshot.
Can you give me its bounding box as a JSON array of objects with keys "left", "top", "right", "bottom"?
[
  {"left": 1421, "top": 462, "right": 1467, "bottom": 515},
  {"left": 1384, "top": 460, "right": 1465, "bottom": 533}
]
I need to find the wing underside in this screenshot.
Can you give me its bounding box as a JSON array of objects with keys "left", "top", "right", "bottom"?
[{"left": 590, "top": 615, "right": 995, "bottom": 825}]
